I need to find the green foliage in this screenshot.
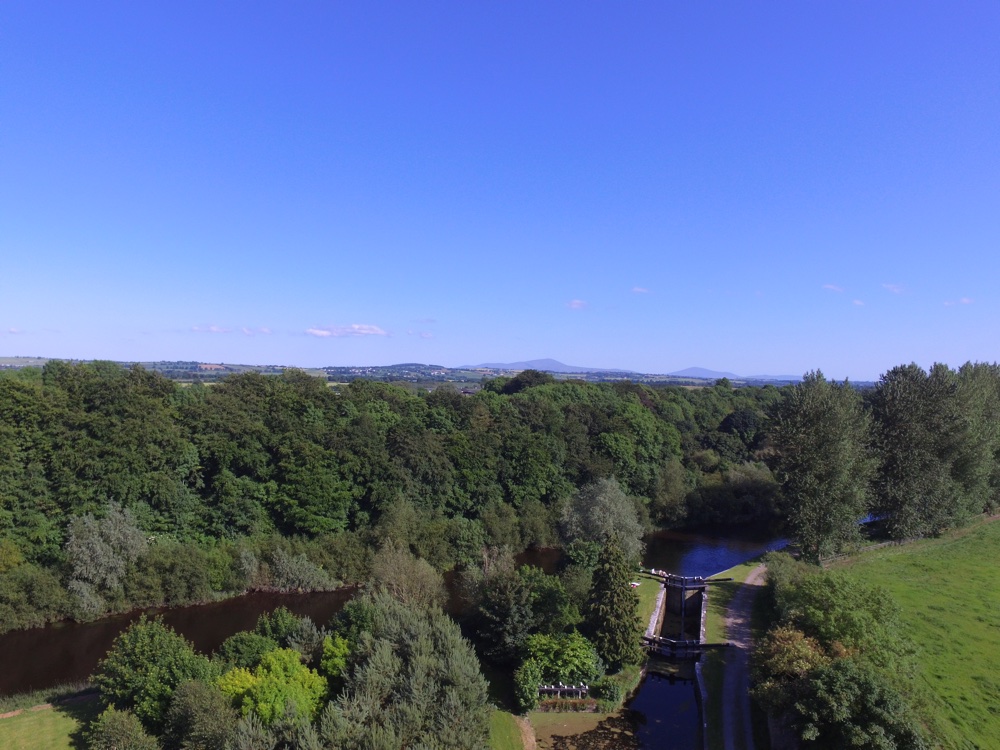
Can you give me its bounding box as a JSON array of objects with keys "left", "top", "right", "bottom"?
[
  {"left": 322, "top": 591, "right": 491, "bottom": 749},
  {"left": 218, "top": 648, "right": 326, "bottom": 726},
  {"left": 561, "top": 478, "right": 645, "bottom": 564},
  {"left": 87, "top": 706, "right": 159, "bottom": 750},
  {"left": 94, "top": 616, "right": 216, "bottom": 732},
  {"left": 253, "top": 607, "right": 301, "bottom": 645},
  {"left": 67, "top": 502, "right": 148, "bottom": 592},
  {"left": 769, "top": 371, "right": 873, "bottom": 561},
  {"left": 791, "top": 659, "right": 927, "bottom": 749},
  {"left": 521, "top": 631, "right": 604, "bottom": 685},
  {"left": 513, "top": 657, "right": 544, "bottom": 712},
  {"left": 0, "top": 562, "right": 71, "bottom": 632},
  {"left": 215, "top": 632, "right": 280, "bottom": 671},
  {"left": 368, "top": 542, "right": 447, "bottom": 609},
  {"left": 162, "top": 679, "right": 238, "bottom": 750},
  {"left": 319, "top": 633, "right": 350, "bottom": 694},
  {"left": 583, "top": 537, "right": 642, "bottom": 670}
]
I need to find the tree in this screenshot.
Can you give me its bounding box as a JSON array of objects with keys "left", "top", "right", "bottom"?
[
  {"left": 216, "top": 648, "right": 326, "bottom": 726},
  {"left": 790, "top": 659, "right": 927, "bottom": 749},
  {"left": 870, "top": 363, "right": 973, "bottom": 539},
  {"left": 321, "top": 591, "right": 491, "bottom": 749},
  {"left": 162, "top": 680, "right": 238, "bottom": 750},
  {"left": 768, "top": 371, "right": 873, "bottom": 562},
  {"left": 561, "top": 478, "right": 645, "bottom": 564},
  {"left": 66, "top": 502, "right": 148, "bottom": 591},
  {"left": 95, "top": 617, "right": 216, "bottom": 732},
  {"left": 87, "top": 706, "right": 159, "bottom": 750},
  {"left": 369, "top": 542, "right": 447, "bottom": 610},
  {"left": 583, "top": 537, "right": 642, "bottom": 670}
]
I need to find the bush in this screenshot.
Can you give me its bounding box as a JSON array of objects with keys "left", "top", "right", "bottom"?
[
  {"left": 590, "top": 679, "right": 623, "bottom": 711},
  {"left": 0, "top": 562, "right": 71, "bottom": 633},
  {"left": 215, "top": 632, "right": 280, "bottom": 670},
  {"left": 94, "top": 616, "right": 216, "bottom": 732},
  {"left": 270, "top": 548, "right": 334, "bottom": 592},
  {"left": 162, "top": 680, "right": 238, "bottom": 750},
  {"left": 87, "top": 706, "right": 159, "bottom": 750}
]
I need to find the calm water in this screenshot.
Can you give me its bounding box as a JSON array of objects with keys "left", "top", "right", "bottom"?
[
  {"left": 625, "top": 524, "right": 787, "bottom": 750},
  {"left": 0, "top": 524, "right": 785, "bottom": 749}
]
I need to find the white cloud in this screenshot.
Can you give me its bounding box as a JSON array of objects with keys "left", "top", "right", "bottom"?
[
  {"left": 420, "top": 332, "right": 433, "bottom": 339},
  {"left": 306, "top": 324, "right": 388, "bottom": 338},
  {"left": 632, "top": 286, "right": 650, "bottom": 294},
  {"left": 960, "top": 297, "right": 974, "bottom": 305},
  {"left": 853, "top": 300, "right": 865, "bottom": 306},
  {"left": 240, "top": 326, "right": 273, "bottom": 336},
  {"left": 822, "top": 284, "right": 844, "bottom": 293},
  {"left": 4, "top": 327, "right": 21, "bottom": 334},
  {"left": 882, "top": 283, "right": 904, "bottom": 294},
  {"left": 566, "top": 299, "right": 588, "bottom": 310},
  {"left": 192, "top": 325, "right": 230, "bottom": 334}
]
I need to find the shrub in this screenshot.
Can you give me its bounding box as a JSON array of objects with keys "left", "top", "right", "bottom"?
[{"left": 87, "top": 706, "right": 158, "bottom": 750}]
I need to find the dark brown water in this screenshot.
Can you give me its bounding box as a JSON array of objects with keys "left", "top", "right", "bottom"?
[{"left": 0, "top": 588, "right": 355, "bottom": 696}]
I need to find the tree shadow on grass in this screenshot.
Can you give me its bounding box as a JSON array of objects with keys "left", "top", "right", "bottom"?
[{"left": 51, "top": 695, "right": 101, "bottom": 750}]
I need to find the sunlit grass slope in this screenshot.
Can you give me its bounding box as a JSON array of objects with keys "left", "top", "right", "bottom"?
[{"left": 833, "top": 518, "right": 1000, "bottom": 749}]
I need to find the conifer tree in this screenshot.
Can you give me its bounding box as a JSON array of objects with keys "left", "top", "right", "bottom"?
[{"left": 584, "top": 536, "right": 642, "bottom": 670}]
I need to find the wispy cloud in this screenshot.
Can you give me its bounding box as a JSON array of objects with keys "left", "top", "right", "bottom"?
[
  {"left": 2, "top": 327, "right": 21, "bottom": 335},
  {"left": 192, "top": 325, "right": 231, "bottom": 334},
  {"left": 306, "top": 324, "right": 388, "bottom": 338},
  {"left": 631, "top": 287, "right": 650, "bottom": 294},
  {"left": 419, "top": 332, "right": 433, "bottom": 339},
  {"left": 566, "top": 299, "right": 588, "bottom": 310},
  {"left": 822, "top": 284, "right": 844, "bottom": 293},
  {"left": 853, "top": 300, "right": 865, "bottom": 306},
  {"left": 240, "top": 326, "right": 273, "bottom": 336},
  {"left": 944, "top": 297, "right": 974, "bottom": 307},
  {"left": 415, "top": 317, "right": 437, "bottom": 324},
  {"left": 882, "top": 283, "right": 904, "bottom": 294}
]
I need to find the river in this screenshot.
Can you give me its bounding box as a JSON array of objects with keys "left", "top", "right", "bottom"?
[{"left": 0, "top": 525, "right": 786, "bottom": 747}]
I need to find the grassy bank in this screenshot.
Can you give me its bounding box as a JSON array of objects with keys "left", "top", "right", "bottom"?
[{"left": 832, "top": 517, "right": 1000, "bottom": 749}]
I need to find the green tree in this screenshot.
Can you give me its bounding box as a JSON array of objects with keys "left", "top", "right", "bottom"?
[
  {"left": 87, "top": 706, "right": 159, "bottom": 750},
  {"left": 321, "top": 591, "right": 491, "bottom": 749},
  {"left": 768, "top": 371, "right": 873, "bottom": 562},
  {"left": 583, "top": 537, "right": 642, "bottom": 670},
  {"left": 217, "top": 648, "right": 326, "bottom": 725},
  {"left": 561, "top": 478, "right": 645, "bottom": 563},
  {"left": 95, "top": 617, "right": 216, "bottom": 732},
  {"left": 162, "top": 679, "right": 238, "bottom": 750},
  {"left": 791, "top": 659, "right": 927, "bottom": 749}
]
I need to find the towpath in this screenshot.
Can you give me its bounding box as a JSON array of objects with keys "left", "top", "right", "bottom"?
[{"left": 720, "top": 563, "right": 766, "bottom": 750}]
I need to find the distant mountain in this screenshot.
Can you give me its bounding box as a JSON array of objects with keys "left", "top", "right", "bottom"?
[
  {"left": 744, "top": 374, "right": 803, "bottom": 382},
  {"left": 668, "top": 367, "right": 741, "bottom": 380},
  {"left": 462, "top": 358, "right": 635, "bottom": 374}
]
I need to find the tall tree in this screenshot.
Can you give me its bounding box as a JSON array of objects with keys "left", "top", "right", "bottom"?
[
  {"left": 870, "top": 363, "right": 976, "bottom": 539},
  {"left": 769, "top": 371, "right": 873, "bottom": 562},
  {"left": 584, "top": 536, "right": 642, "bottom": 670}
]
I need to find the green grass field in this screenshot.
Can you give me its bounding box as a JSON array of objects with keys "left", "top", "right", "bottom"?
[
  {"left": 832, "top": 518, "right": 1000, "bottom": 749},
  {"left": 489, "top": 710, "right": 524, "bottom": 750},
  {"left": 0, "top": 700, "right": 98, "bottom": 750}
]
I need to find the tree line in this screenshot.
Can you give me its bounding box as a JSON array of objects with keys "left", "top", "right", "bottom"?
[{"left": 2, "top": 359, "right": 999, "bottom": 632}]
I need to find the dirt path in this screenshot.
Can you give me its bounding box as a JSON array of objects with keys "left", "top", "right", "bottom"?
[{"left": 721, "top": 564, "right": 766, "bottom": 750}]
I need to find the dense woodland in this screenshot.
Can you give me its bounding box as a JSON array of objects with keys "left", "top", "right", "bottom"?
[
  {"left": 1, "top": 360, "right": 1000, "bottom": 632},
  {"left": 2, "top": 360, "right": 1000, "bottom": 748}
]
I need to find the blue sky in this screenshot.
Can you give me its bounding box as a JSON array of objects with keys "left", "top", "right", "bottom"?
[{"left": 2, "top": 2, "right": 997, "bottom": 380}]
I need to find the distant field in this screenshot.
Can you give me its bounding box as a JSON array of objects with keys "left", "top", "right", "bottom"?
[{"left": 833, "top": 518, "right": 1000, "bottom": 749}]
